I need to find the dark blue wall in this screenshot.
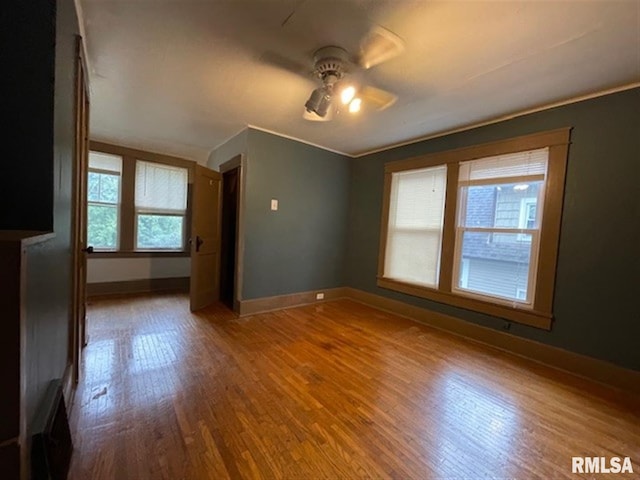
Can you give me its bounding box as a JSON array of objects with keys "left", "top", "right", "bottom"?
[
  {"left": 345, "top": 88, "right": 640, "bottom": 371},
  {"left": 242, "top": 129, "right": 351, "bottom": 299}
]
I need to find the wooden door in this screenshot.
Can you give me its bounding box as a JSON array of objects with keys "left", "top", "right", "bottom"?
[
  {"left": 190, "top": 164, "right": 221, "bottom": 311},
  {"left": 70, "top": 36, "right": 90, "bottom": 386}
]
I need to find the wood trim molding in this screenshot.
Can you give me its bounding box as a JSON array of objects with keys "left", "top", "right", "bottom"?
[
  {"left": 87, "top": 277, "right": 189, "bottom": 298},
  {"left": 219, "top": 154, "right": 242, "bottom": 173},
  {"left": 438, "top": 161, "right": 459, "bottom": 292},
  {"left": 343, "top": 287, "right": 640, "bottom": 395},
  {"left": 376, "top": 172, "right": 392, "bottom": 278},
  {"left": 238, "top": 287, "right": 349, "bottom": 317},
  {"left": 377, "top": 277, "right": 552, "bottom": 329},
  {"left": 224, "top": 286, "right": 638, "bottom": 393},
  {"left": 120, "top": 155, "right": 136, "bottom": 251},
  {"left": 227, "top": 154, "right": 247, "bottom": 314},
  {"left": 89, "top": 141, "right": 196, "bottom": 173},
  {"left": 384, "top": 127, "right": 572, "bottom": 173}
]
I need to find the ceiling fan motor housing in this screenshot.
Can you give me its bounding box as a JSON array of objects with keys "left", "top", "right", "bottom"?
[{"left": 313, "top": 46, "right": 350, "bottom": 85}]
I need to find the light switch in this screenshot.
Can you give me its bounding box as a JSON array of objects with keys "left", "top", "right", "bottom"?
[{"left": 271, "top": 199, "right": 278, "bottom": 211}]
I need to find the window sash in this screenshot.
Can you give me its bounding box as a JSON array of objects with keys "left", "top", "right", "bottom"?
[
  {"left": 454, "top": 155, "right": 546, "bottom": 306},
  {"left": 87, "top": 167, "right": 121, "bottom": 251}
]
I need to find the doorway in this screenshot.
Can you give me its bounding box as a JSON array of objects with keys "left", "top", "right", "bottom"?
[{"left": 220, "top": 166, "right": 239, "bottom": 309}]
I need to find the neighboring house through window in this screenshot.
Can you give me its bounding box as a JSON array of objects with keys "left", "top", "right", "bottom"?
[
  {"left": 378, "top": 128, "right": 570, "bottom": 329},
  {"left": 454, "top": 153, "right": 546, "bottom": 305}
]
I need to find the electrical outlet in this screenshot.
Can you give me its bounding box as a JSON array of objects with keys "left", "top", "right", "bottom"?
[
  {"left": 316, "top": 293, "right": 325, "bottom": 300},
  {"left": 271, "top": 199, "right": 278, "bottom": 211}
]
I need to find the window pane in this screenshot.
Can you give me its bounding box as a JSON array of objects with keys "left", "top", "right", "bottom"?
[
  {"left": 87, "top": 205, "right": 118, "bottom": 249},
  {"left": 88, "top": 172, "right": 100, "bottom": 202},
  {"left": 88, "top": 171, "right": 120, "bottom": 203},
  {"left": 457, "top": 231, "right": 532, "bottom": 302},
  {"left": 137, "top": 214, "right": 184, "bottom": 249},
  {"left": 461, "top": 181, "right": 542, "bottom": 229},
  {"left": 385, "top": 165, "right": 447, "bottom": 287}
]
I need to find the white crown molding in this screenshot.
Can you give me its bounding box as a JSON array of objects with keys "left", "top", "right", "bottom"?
[
  {"left": 246, "top": 124, "right": 354, "bottom": 157},
  {"left": 351, "top": 82, "right": 640, "bottom": 158},
  {"left": 211, "top": 82, "right": 639, "bottom": 161}
]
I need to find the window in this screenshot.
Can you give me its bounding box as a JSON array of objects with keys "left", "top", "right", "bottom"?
[
  {"left": 87, "top": 143, "right": 193, "bottom": 255},
  {"left": 135, "top": 161, "right": 188, "bottom": 250},
  {"left": 378, "top": 128, "right": 571, "bottom": 329},
  {"left": 453, "top": 149, "right": 547, "bottom": 305},
  {"left": 87, "top": 152, "right": 122, "bottom": 250}
]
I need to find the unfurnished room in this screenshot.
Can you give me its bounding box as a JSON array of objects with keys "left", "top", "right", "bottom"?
[{"left": 2, "top": 1, "right": 639, "bottom": 479}]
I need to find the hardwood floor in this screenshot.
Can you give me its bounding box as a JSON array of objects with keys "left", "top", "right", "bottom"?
[{"left": 67, "top": 294, "right": 639, "bottom": 479}]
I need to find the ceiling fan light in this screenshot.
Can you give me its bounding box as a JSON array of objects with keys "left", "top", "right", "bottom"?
[
  {"left": 305, "top": 88, "right": 324, "bottom": 113},
  {"left": 349, "top": 97, "right": 362, "bottom": 113},
  {"left": 316, "top": 92, "right": 332, "bottom": 117},
  {"left": 305, "top": 87, "right": 332, "bottom": 117},
  {"left": 340, "top": 86, "right": 356, "bottom": 105}
]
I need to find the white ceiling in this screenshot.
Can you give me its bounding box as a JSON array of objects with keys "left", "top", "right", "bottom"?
[{"left": 82, "top": 0, "right": 640, "bottom": 162}]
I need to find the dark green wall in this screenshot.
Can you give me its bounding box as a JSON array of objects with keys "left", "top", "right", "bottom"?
[
  {"left": 243, "top": 129, "right": 350, "bottom": 299},
  {"left": 346, "top": 88, "right": 640, "bottom": 371},
  {"left": 2, "top": 0, "right": 80, "bottom": 433}
]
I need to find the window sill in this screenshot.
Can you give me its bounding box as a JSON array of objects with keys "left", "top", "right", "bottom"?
[
  {"left": 377, "top": 277, "right": 552, "bottom": 330},
  {"left": 90, "top": 250, "right": 189, "bottom": 259}
]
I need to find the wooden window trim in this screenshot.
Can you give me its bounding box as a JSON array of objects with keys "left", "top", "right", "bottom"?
[
  {"left": 377, "top": 128, "right": 571, "bottom": 330},
  {"left": 89, "top": 141, "right": 196, "bottom": 255}
]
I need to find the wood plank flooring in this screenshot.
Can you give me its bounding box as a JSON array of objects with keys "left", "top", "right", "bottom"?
[{"left": 67, "top": 294, "right": 640, "bottom": 479}]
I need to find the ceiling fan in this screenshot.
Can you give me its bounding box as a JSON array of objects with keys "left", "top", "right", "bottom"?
[{"left": 300, "top": 27, "right": 405, "bottom": 122}]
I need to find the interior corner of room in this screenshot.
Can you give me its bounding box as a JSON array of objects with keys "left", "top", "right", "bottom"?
[{"left": 2, "top": 0, "right": 639, "bottom": 478}]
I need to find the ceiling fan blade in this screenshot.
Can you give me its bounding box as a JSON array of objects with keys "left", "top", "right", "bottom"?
[
  {"left": 359, "top": 85, "right": 397, "bottom": 111},
  {"left": 302, "top": 107, "right": 333, "bottom": 122},
  {"left": 357, "top": 26, "right": 405, "bottom": 69},
  {"left": 258, "top": 51, "right": 311, "bottom": 77}
]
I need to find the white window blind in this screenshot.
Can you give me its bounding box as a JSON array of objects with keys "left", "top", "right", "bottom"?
[
  {"left": 384, "top": 165, "right": 447, "bottom": 287},
  {"left": 89, "top": 151, "right": 122, "bottom": 173},
  {"left": 459, "top": 148, "right": 548, "bottom": 182},
  {"left": 135, "top": 161, "right": 187, "bottom": 213}
]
